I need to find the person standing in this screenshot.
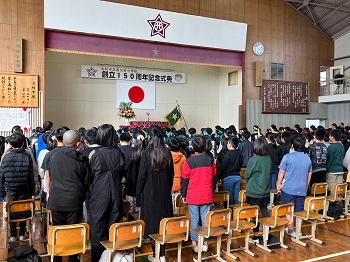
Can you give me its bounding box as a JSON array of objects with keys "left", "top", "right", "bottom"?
[
  {"left": 276, "top": 135, "right": 312, "bottom": 237},
  {"left": 46, "top": 130, "right": 91, "bottom": 262},
  {"left": 326, "top": 129, "right": 344, "bottom": 192},
  {"left": 0, "top": 133, "right": 35, "bottom": 242},
  {"left": 88, "top": 124, "right": 125, "bottom": 262},
  {"left": 181, "top": 136, "right": 216, "bottom": 254},
  {"left": 220, "top": 136, "right": 243, "bottom": 204},
  {"left": 244, "top": 138, "right": 271, "bottom": 241},
  {"left": 136, "top": 125, "right": 174, "bottom": 262},
  {"left": 308, "top": 128, "right": 328, "bottom": 188}
]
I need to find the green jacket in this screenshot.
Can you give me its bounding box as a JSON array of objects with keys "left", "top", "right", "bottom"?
[
  {"left": 326, "top": 142, "right": 344, "bottom": 173},
  {"left": 244, "top": 155, "right": 271, "bottom": 198}
]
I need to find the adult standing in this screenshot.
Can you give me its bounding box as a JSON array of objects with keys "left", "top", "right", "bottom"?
[
  {"left": 88, "top": 124, "right": 125, "bottom": 262},
  {"left": 136, "top": 125, "right": 174, "bottom": 262},
  {"left": 46, "top": 130, "right": 91, "bottom": 262}
]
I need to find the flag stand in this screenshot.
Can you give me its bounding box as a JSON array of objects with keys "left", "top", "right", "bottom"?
[{"left": 176, "top": 101, "right": 189, "bottom": 132}]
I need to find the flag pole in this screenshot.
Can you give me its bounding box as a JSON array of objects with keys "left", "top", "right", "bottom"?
[{"left": 176, "top": 101, "right": 189, "bottom": 132}]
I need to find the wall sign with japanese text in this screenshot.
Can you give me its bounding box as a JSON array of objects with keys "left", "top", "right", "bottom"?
[
  {"left": 0, "top": 73, "right": 39, "bottom": 107},
  {"left": 81, "top": 65, "right": 186, "bottom": 84},
  {"left": 262, "top": 80, "right": 309, "bottom": 114}
]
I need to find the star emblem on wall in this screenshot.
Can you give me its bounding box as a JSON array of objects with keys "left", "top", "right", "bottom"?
[
  {"left": 152, "top": 47, "right": 160, "bottom": 56},
  {"left": 147, "top": 14, "right": 170, "bottom": 38},
  {"left": 86, "top": 67, "right": 97, "bottom": 77}
]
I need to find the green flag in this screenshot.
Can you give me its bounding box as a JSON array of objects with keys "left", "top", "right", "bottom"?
[{"left": 164, "top": 103, "right": 183, "bottom": 127}]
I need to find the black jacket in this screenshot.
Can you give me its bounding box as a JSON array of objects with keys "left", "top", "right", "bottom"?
[
  {"left": 47, "top": 146, "right": 91, "bottom": 212},
  {"left": 0, "top": 148, "right": 35, "bottom": 197},
  {"left": 219, "top": 150, "right": 243, "bottom": 179}
]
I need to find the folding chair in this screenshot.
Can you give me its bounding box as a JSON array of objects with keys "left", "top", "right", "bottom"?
[
  {"left": 47, "top": 223, "right": 90, "bottom": 262},
  {"left": 212, "top": 191, "right": 230, "bottom": 210},
  {"left": 324, "top": 183, "right": 347, "bottom": 220},
  {"left": 291, "top": 196, "right": 326, "bottom": 247},
  {"left": 223, "top": 205, "right": 260, "bottom": 260},
  {"left": 191, "top": 208, "right": 231, "bottom": 262},
  {"left": 100, "top": 220, "right": 144, "bottom": 262},
  {"left": 5, "top": 199, "right": 35, "bottom": 249},
  {"left": 256, "top": 203, "right": 294, "bottom": 253},
  {"left": 174, "top": 195, "right": 189, "bottom": 216},
  {"left": 149, "top": 216, "right": 190, "bottom": 262},
  {"left": 310, "top": 182, "right": 328, "bottom": 197}
]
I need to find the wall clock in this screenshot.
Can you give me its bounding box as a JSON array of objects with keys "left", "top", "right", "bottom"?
[{"left": 253, "top": 42, "right": 264, "bottom": 56}]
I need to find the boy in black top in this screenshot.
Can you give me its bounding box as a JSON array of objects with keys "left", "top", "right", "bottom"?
[{"left": 0, "top": 133, "right": 35, "bottom": 242}]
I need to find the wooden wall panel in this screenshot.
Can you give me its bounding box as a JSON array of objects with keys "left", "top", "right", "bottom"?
[
  {"left": 0, "top": 0, "right": 44, "bottom": 97},
  {"left": 184, "top": 0, "right": 200, "bottom": 16},
  {"left": 215, "top": 0, "right": 231, "bottom": 20}
]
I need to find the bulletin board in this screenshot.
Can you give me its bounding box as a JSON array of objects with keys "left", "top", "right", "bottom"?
[
  {"left": 262, "top": 80, "right": 309, "bottom": 114},
  {"left": 0, "top": 73, "right": 39, "bottom": 107}
]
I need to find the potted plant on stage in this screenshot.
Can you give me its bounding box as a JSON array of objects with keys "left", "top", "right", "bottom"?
[{"left": 119, "top": 101, "right": 135, "bottom": 125}]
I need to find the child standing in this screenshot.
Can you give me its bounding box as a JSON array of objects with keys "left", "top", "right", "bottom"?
[
  {"left": 220, "top": 137, "right": 243, "bottom": 204},
  {"left": 181, "top": 136, "right": 216, "bottom": 253},
  {"left": 244, "top": 138, "right": 271, "bottom": 241},
  {"left": 0, "top": 133, "right": 35, "bottom": 242}
]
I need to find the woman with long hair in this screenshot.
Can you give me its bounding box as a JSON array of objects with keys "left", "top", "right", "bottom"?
[
  {"left": 88, "top": 124, "right": 125, "bottom": 262},
  {"left": 136, "top": 125, "right": 174, "bottom": 262}
]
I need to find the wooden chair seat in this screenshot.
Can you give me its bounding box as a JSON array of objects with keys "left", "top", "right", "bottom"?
[
  {"left": 191, "top": 226, "right": 227, "bottom": 238},
  {"left": 293, "top": 211, "right": 323, "bottom": 220},
  {"left": 230, "top": 203, "right": 250, "bottom": 209},
  {"left": 47, "top": 243, "right": 88, "bottom": 257},
  {"left": 100, "top": 239, "right": 139, "bottom": 250},
  {"left": 258, "top": 217, "right": 290, "bottom": 228},
  {"left": 326, "top": 195, "right": 343, "bottom": 202},
  {"left": 149, "top": 233, "right": 188, "bottom": 244},
  {"left": 231, "top": 219, "right": 255, "bottom": 231}
]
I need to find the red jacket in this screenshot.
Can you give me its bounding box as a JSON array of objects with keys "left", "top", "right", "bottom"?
[{"left": 181, "top": 153, "right": 216, "bottom": 205}]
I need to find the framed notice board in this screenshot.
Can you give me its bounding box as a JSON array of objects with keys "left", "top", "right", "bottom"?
[
  {"left": 262, "top": 80, "right": 309, "bottom": 114},
  {"left": 0, "top": 73, "right": 39, "bottom": 108}
]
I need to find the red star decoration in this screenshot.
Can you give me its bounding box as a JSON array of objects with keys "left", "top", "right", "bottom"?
[{"left": 147, "top": 14, "right": 170, "bottom": 38}]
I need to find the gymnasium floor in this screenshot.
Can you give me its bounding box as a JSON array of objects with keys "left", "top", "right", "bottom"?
[{"left": 1, "top": 202, "right": 350, "bottom": 262}]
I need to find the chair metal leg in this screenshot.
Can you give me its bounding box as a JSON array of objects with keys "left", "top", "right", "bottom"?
[
  {"left": 310, "top": 220, "right": 323, "bottom": 244},
  {"left": 155, "top": 242, "right": 160, "bottom": 262},
  {"left": 243, "top": 230, "right": 255, "bottom": 256},
  {"left": 324, "top": 201, "right": 335, "bottom": 220},
  {"left": 107, "top": 250, "right": 111, "bottom": 262},
  {"left": 256, "top": 225, "right": 272, "bottom": 252},
  {"left": 177, "top": 241, "right": 182, "bottom": 262},
  {"left": 279, "top": 226, "right": 288, "bottom": 249},
  {"left": 221, "top": 229, "right": 238, "bottom": 260},
  {"left": 290, "top": 218, "right": 307, "bottom": 247},
  {"left": 344, "top": 195, "right": 350, "bottom": 216}
]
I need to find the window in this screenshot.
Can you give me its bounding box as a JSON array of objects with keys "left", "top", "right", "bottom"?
[{"left": 271, "top": 63, "right": 284, "bottom": 80}]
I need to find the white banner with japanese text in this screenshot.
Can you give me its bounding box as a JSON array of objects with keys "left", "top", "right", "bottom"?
[{"left": 81, "top": 65, "right": 186, "bottom": 84}]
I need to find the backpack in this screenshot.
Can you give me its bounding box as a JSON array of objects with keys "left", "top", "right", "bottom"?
[
  {"left": 7, "top": 245, "right": 42, "bottom": 262},
  {"left": 258, "top": 234, "right": 281, "bottom": 249},
  {"left": 326, "top": 202, "right": 343, "bottom": 220}
]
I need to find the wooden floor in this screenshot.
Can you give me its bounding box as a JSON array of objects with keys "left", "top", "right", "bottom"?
[{"left": 1, "top": 202, "right": 350, "bottom": 262}]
